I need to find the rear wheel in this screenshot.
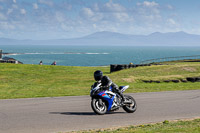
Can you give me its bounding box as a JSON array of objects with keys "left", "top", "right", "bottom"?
[
  {"left": 91, "top": 98, "right": 107, "bottom": 115},
  {"left": 123, "top": 95, "right": 137, "bottom": 113}
]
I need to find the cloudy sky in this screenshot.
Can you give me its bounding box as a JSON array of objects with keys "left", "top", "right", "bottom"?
[{"left": 0, "top": 0, "right": 200, "bottom": 40}]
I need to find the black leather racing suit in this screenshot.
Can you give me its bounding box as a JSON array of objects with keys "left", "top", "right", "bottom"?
[{"left": 100, "top": 76, "right": 125, "bottom": 101}]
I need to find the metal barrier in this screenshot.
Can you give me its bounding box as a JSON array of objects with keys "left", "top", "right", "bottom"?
[
  {"left": 110, "top": 55, "right": 200, "bottom": 73},
  {"left": 140, "top": 55, "right": 200, "bottom": 64}
]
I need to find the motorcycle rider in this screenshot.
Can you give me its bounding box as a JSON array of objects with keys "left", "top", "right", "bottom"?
[{"left": 93, "top": 70, "right": 127, "bottom": 104}]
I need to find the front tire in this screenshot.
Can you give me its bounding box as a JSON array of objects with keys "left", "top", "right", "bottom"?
[
  {"left": 122, "top": 95, "right": 137, "bottom": 113},
  {"left": 91, "top": 98, "right": 107, "bottom": 115}
]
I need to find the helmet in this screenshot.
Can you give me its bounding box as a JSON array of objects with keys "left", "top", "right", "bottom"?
[{"left": 94, "top": 70, "right": 103, "bottom": 81}]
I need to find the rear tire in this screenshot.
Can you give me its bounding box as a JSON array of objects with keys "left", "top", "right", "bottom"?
[
  {"left": 91, "top": 98, "right": 107, "bottom": 115},
  {"left": 123, "top": 95, "right": 137, "bottom": 113}
]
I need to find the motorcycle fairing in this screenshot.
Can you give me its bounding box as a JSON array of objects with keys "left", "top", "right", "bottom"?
[
  {"left": 97, "top": 91, "right": 114, "bottom": 111},
  {"left": 119, "top": 85, "right": 129, "bottom": 93}
]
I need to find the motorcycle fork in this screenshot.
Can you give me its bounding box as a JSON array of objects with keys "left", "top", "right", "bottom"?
[{"left": 98, "top": 99, "right": 103, "bottom": 106}]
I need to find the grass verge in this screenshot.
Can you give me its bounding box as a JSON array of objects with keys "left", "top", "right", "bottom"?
[{"left": 71, "top": 118, "right": 200, "bottom": 133}]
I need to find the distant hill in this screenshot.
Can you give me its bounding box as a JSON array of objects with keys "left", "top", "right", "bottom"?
[{"left": 0, "top": 31, "right": 200, "bottom": 46}]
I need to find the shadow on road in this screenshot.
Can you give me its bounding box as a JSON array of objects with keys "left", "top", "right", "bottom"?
[
  {"left": 50, "top": 112, "right": 96, "bottom": 115},
  {"left": 50, "top": 111, "right": 126, "bottom": 116}
]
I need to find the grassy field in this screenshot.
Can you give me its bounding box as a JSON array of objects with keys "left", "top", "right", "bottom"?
[
  {"left": 0, "top": 62, "right": 200, "bottom": 99},
  {"left": 110, "top": 62, "right": 200, "bottom": 93},
  {"left": 73, "top": 119, "right": 200, "bottom": 133}
]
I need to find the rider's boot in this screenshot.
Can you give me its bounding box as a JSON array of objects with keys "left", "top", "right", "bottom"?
[{"left": 117, "top": 90, "right": 129, "bottom": 104}]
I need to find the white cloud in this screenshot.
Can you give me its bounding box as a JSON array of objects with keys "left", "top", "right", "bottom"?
[
  {"left": 81, "top": 7, "right": 104, "bottom": 22},
  {"left": 0, "top": 22, "right": 15, "bottom": 30},
  {"left": 7, "top": 8, "right": 13, "bottom": 15},
  {"left": 93, "top": 24, "right": 97, "bottom": 29},
  {"left": 137, "top": 1, "right": 159, "bottom": 7},
  {"left": 113, "top": 12, "right": 130, "bottom": 22},
  {"left": 136, "top": 1, "right": 161, "bottom": 22},
  {"left": 13, "top": 0, "right": 16, "bottom": 3},
  {"left": 20, "top": 9, "right": 26, "bottom": 14},
  {"left": 39, "top": 0, "right": 54, "bottom": 7},
  {"left": 61, "top": 23, "right": 73, "bottom": 31},
  {"left": 104, "top": 0, "right": 126, "bottom": 12},
  {"left": 81, "top": 1, "right": 131, "bottom": 23},
  {"left": 33, "top": 3, "right": 38, "bottom": 10},
  {"left": 12, "top": 4, "right": 18, "bottom": 9},
  {"left": 55, "top": 12, "right": 65, "bottom": 22},
  {"left": 103, "top": 1, "right": 130, "bottom": 22},
  {"left": 61, "top": 2, "right": 72, "bottom": 11},
  {"left": 166, "top": 4, "right": 173, "bottom": 10},
  {"left": 0, "top": 13, "right": 7, "bottom": 20},
  {"left": 137, "top": 1, "right": 160, "bottom": 15},
  {"left": 0, "top": 31, "right": 3, "bottom": 36},
  {"left": 92, "top": 3, "right": 99, "bottom": 12},
  {"left": 82, "top": 8, "right": 94, "bottom": 18},
  {"left": 167, "top": 18, "right": 179, "bottom": 27}
]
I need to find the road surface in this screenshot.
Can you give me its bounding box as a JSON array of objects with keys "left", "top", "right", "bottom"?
[{"left": 0, "top": 90, "right": 200, "bottom": 133}]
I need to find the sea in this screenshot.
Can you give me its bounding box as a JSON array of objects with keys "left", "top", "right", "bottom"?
[{"left": 1, "top": 45, "right": 200, "bottom": 66}]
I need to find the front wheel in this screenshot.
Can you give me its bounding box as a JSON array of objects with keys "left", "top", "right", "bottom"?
[
  {"left": 122, "top": 95, "right": 137, "bottom": 113},
  {"left": 91, "top": 98, "right": 107, "bottom": 115}
]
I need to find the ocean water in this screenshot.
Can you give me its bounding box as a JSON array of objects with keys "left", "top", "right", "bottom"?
[{"left": 1, "top": 45, "right": 200, "bottom": 66}]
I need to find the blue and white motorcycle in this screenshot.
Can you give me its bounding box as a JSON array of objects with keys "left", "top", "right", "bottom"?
[{"left": 90, "top": 82, "right": 137, "bottom": 115}]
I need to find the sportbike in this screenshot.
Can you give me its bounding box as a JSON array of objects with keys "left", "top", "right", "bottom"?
[{"left": 90, "top": 82, "right": 137, "bottom": 115}]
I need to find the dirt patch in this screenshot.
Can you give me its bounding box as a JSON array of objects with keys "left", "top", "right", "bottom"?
[
  {"left": 156, "top": 75, "right": 183, "bottom": 79},
  {"left": 122, "top": 76, "right": 136, "bottom": 83},
  {"left": 181, "top": 67, "right": 197, "bottom": 72},
  {"left": 146, "top": 75, "right": 184, "bottom": 81}
]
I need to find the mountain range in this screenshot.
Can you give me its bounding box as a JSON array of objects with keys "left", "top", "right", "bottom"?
[{"left": 0, "top": 31, "right": 200, "bottom": 46}]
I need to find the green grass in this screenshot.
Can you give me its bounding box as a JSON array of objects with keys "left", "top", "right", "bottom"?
[
  {"left": 0, "top": 62, "right": 200, "bottom": 99},
  {"left": 109, "top": 62, "right": 200, "bottom": 93},
  {"left": 0, "top": 64, "right": 109, "bottom": 99},
  {"left": 73, "top": 119, "right": 200, "bottom": 133}
]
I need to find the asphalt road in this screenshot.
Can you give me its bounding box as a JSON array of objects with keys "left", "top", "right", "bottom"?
[{"left": 0, "top": 90, "right": 200, "bottom": 133}]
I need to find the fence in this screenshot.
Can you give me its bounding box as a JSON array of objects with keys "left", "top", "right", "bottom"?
[
  {"left": 140, "top": 55, "right": 200, "bottom": 64},
  {"left": 0, "top": 49, "right": 2, "bottom": 60},
  {"left": 0, "top": 60, "right": 18, "bottom": 64},
  {"left": 110, "top": 55, "right": 200, "bottom": 73},
  {"left": 110, "top": 64, "right": 150, "bottom": 73}
]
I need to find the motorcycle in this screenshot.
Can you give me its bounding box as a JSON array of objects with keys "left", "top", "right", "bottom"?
[{"left": 90, "top": 82, "right": 137, "bottom": 115}]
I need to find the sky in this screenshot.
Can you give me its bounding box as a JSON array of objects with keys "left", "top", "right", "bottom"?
[{"left": 0, "top": 0, "right": 200, "bottom": 40}]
